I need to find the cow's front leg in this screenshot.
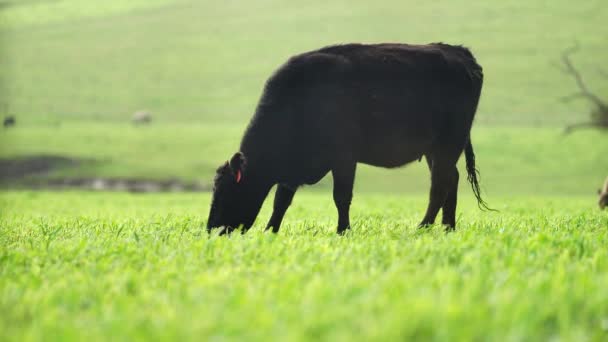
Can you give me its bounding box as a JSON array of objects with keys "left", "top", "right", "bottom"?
[
  {"left": 265, "top": 184, "right": 296, "bottom": 233},
  {"left": 332, "top": 162, "right": 356, "bottom": 234}
]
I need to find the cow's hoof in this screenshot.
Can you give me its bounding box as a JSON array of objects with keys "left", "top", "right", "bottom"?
[{"left": 337, "top": 227, "right": 351, "bottom": 235}]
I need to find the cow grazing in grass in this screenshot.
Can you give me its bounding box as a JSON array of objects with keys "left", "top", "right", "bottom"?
[
  {"left": 3, "top": 116, "right": 15, "bottom": 128},
  {"left": 599, "top": 176, "right": 608, "bottom": 209},
  {"left": 207, "top": 43, "right": 490, "bottom": 235}
]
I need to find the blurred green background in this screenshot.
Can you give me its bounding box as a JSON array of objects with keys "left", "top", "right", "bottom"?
[{"left": 1, "top": 0, "right": 607, "bottom": 196}]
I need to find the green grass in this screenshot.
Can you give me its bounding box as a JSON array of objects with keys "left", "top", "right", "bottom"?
[
  {"left": 0, "top": 0, "right": 174, "bottom": 28},
  {"left": 1, "top": 192, "right": 607, "bottom": 341}
]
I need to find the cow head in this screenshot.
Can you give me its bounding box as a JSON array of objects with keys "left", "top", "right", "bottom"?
[{"left": 207, "top": 152, "right": 268, "bottom": 234}]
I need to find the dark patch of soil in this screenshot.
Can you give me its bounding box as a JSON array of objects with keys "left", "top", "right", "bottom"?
[
  {"left": 0, "top": 155, "right": 80, "bottom": 180},
  {"left": 0, "top": 155, "right": 208, "bottom": 192}
]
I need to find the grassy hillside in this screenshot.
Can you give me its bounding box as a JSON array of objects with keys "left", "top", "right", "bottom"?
[
  {"left": 1, "top": 1, "right": 606, "bottom": 196},
  {"left": 1, "top": 0, "right": 607, "bottom": 125}
]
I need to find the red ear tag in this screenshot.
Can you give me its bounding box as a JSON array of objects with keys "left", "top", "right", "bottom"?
[{"left": 236, "top": 170, "right": 242, "bottom": 183}]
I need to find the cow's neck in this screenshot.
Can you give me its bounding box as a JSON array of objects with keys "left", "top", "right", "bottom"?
[{"left": 241, "top": 154, "right": 275, "bottom": 189}]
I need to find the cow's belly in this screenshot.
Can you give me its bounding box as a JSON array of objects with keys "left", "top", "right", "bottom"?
[{"left": 356, "top": 127, "right": 432, "bottom": 168}]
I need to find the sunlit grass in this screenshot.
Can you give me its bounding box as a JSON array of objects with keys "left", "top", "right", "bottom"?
[{"left": 1, "top": 192, "right": 607, "bottom": 340}]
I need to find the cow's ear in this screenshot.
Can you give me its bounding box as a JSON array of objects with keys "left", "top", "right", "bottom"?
[{"left": 229, "top": 152, "right": 246, "bottom": 183}]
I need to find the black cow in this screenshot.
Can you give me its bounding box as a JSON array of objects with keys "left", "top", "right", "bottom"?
[
  {"left": 599, "top": 176, "right": 608, "bottom": 210},
  {"left": 3, "top": 116, "right": 15, "bottom": 128},
  {"left": 207, "top": 43, "right": 490, "bottom": 235}
]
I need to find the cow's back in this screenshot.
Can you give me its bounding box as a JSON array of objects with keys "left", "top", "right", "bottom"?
[{"left": 258, "top": 43, "right": 482, "bottom": 122}]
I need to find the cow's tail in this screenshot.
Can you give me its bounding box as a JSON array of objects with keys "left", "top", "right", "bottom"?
[{"left": 464, "top": 138, "right": 495, "bottom": 211}]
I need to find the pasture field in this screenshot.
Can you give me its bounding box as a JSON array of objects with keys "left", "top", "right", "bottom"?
[
  {"left": 1, "top": 192, "right": 608, "bottom": 341},
  {"left": 1, "top": 0, "right": 608, "bottom": 341}
]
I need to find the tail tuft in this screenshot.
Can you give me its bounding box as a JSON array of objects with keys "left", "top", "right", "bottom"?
[{"left": 464, "top": 138, "right": 496, "bottom": 211}]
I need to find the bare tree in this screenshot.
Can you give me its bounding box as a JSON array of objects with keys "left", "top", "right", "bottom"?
[{"left": 559, "top": 44, "right": 608, "bottom": 134}]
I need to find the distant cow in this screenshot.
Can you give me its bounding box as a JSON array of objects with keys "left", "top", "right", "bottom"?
[
  {"left": 599, "top": 176, "right": 608, "bottom": 209},
  {"left": 132, "top": 111, "right": 151, "bottom": 125},
  {"left": 207, "top": 43, "right": 491, "bottom": 235},
  {"left": 3, "top": 116, "right": 15, "bottom": 128}
]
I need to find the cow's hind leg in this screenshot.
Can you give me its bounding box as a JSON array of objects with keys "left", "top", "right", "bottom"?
[
  {"left": 265, "top": 184, "right": 296, "bottom": 233},
  {"left": 332, "top": 162, "right": 356, "bottom": 234},
  {"left": 419, "top": 155, "right": 458, "bottom": 228},
  {"left": 441, "top": 167, "right": 459, "bottom": 231}
]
